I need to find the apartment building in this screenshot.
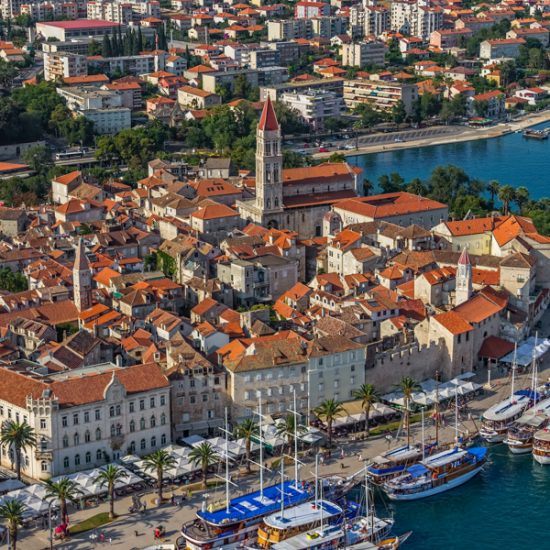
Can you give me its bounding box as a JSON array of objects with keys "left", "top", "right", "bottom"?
[
  {"left": 0, "top": 361, "right": 170, "bottom": 480},
  {"left": 44, "top": 51, "right": 87, "bottom": 81},
  {"left": 310, "top": 16, "right": 347, "bottom": 38},
  {"left": 280, "top": 89, "right": 343, "bottom": 131},
  {"left": 295, "top": 1, "right": 329, "bottom": 19},
  {"left": 267, "top": 19, "right": 312, "bottom": 41},
  {"left": 343, "top": 78, "right": 418, "bottom": 114},
  {"left": 342, "top": 41, "right": 386, "bottom": 68},
  {"left": 391, "top": 0, "right": 443, "bottom": 39},
  {"left": 479, "top": 38, "right": 526, "bottom": 60},
  {"left": 349, "top": 5, "right": 390, "bottom": 38}
]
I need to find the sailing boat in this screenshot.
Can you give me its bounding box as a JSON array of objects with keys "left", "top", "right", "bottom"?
[
  {"left": 382, "top": 398, "right": 487, "bottom": 501},
  {"left": 505, "top": 340, "right": 550, "bottom": 453},
  {"left": 481, "top": 342, "right": 546, "bottom": 443},
  {"left": 180, "top": 401, "right": 313, "bottom": 550}
]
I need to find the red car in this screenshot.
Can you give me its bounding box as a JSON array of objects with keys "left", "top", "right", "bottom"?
[{"left": 319, "top": 147, "right": 328, "bottom": 153}]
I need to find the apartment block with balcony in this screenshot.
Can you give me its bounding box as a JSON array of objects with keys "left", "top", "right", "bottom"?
[
  {"left": 44, "top": 51, "right": 87, "bottom": 81},
  {"left": 341, "top": 41, "right": 386, "bottom": 68},
  {"left": 280, "top": 89, "right": 343, "bottom": 131},
  {"left": 343, "top": 78, "right": 418, "bottom": 114}
]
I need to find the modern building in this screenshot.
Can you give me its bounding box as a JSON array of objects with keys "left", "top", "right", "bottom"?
[
  {"left": 343, "top": 78, "right": 418, "bottom": 114},
  {"left": 44, "top": 51, "right": 87, "bottom": 81},
  {"left": 280, "top": 89, "right": 343, "bottom": 131},
  {"left": 36, "top": 19, "right": 123, "bottom": 41},
  {"left": 341, "top": 41, "right": 386, "bottom": 68},
  {"left": 479, "top": 38, "right": 526, "bottom": 60}
]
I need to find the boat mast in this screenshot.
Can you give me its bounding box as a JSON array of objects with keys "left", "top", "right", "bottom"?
[
  {"left": 225, "top": 407, "right": 230, "bottom": 513},
  {"left": 293, "top": 388, "right": 299, "bottom": 489},
  {"left": 454, "top": 393, "right": 459, "bottom": 447},
  {"left": 259, "top": 395, "right": 264, "bottom": 499},
  {"left": 532, "top": 333, "right": 539, "bottom": 406},
  {"left": 280, "top": 455, "right": 285, "bottom": 519},
  {"left": 435, "top": 370, "right": 440, "bottom": 446},
  {"left": 511, "top": 343, "right": 517, "bottom": 401},
  {"left": 421, "top": 407, "right": 425, "bottom": 461},
  {"left": 314, "top": 452, "right": 319, "bottom": 508}
]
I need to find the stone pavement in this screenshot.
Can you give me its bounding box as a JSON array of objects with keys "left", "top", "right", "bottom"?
[{"left": 19, "top": 361, "right": 550, "bottom": 550}]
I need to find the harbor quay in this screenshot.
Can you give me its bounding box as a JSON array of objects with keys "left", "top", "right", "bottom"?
[{"left": 18, "top": 356, "right": 550, "bottom": 550}]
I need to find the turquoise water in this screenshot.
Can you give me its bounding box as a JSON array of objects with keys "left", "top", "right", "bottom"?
[
  {"left": 369, "top": 446, "right": 549, "bottom": 549},
  {"left": 348, "top": 122, "right": 550, "bottom": 200}
]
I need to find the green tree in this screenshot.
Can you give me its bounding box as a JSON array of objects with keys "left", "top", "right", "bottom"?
[
  {"left": 391, "top": 100, "right": 407, "bottom": 124},
  {"left": 22, "top": 145, "right": 52, "bottom": 174},
  {"left": 275, "top": 414, "right": 304, "bottom": 452},
  {"left": 143, "top": 449, "right": 177, "bottom": 502},
  {"left": 234, "top": 418, "right": 259, "bottom": 473},
  {"left": 0, "top": 499, "right": 26, "bottom": 550},
  {"left": 44, "top": 477, "right": 83, "bottom": 522},
  {"left": 328, "top": 152, "right": 346, "bottom": 163},
  {"left": 498, "top": 184, "right": 516, "bottom": 215},
  {"left": 314, "top": 399, "right": 344, "bottom": 449},
  {"left": 0, "top": 421, "right": 36, "bottom": 480},
  {"left": 102, "top": 34, "right": 112, "bottom": 58},
  {"left": 474, "top": 99, "right": 489, "bottom": 117},
  {"left": 352, "top": 383, "right": 379, "bottom": 437},
  {"left": 233, "top": 73, "right": 251, "bottom": 100},
  {"left": 487, "top": 180, "right": 500, "bottom": 208},
  {"left": 514, "top": 186, "right": 530, "bottom": 212},
  {"left": 94, "top": 465, "right": 128, "bottom": 519},
  {"left": 378, "top": 172, "right": 405, "bottom": 193},
  {"left": 189, "top": 442, "right": 219, "bottom": 489},
  {"left": 0, "top": 59, "right": 17, "bottom": 89},
  {"left": 407, "top": 177, "right": 427, "bottom": 196},
  {"left": 396, "top": 377, "right": 420, "bottom": 447}
]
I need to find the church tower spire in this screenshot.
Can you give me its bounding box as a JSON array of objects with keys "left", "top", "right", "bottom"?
[
  {"left": 456, "top": 247, "right": 472, "bottom": 306},
  {"left": 256, "top": 96, "right": 283, "bottom": 216},
  {"left": 73, "top": 238, "right": 92, "bottom": 312}
]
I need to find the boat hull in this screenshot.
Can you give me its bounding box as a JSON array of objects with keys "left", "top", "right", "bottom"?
[
  {"left": 533, "top": 452, "right": 550, "bottom": 465},
  {"left": 385, "top": 464, "right": 484, "bottom": 501},
  {"left": 505, "top": 439, "right": 532, "bottom": 454},
  {"left": 479, "top": 429, "right": 506, "bottom": 444}
]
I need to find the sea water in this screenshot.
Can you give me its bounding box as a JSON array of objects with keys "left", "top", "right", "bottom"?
[{"left": 348, "top": 122, "right": 550, "bottom": 200}]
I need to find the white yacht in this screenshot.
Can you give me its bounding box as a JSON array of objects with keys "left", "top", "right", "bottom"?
[
  {"left": 505, "top": 396, "right": 550, "bottom": 454},
  {"left": 532, "top": 429, "right": 550, "bottom": 465}
]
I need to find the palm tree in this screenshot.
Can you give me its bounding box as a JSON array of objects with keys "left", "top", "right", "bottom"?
[
  {"left": 498, "top": 184, "right": 516, "bottom": 215},
  {"left": 396, "top": 377, "right": 421, "bottom": 447},
  {"left": 234, "top": 418, "right": 259, "bottom": 473},
  {"left": 275, "top": 414, "right": 304, "bottom": 452},
  {"left": 314, "top": 399, "right": 344, "bottom": 449},
  {"left": 189, "top": 442, "right": 219, "bottom": 489},
  {"left": 353, "top": 383, "right": 380, "bottom": 438},
  {"left": 514, "top": 186, "right": 530, "bottom": 213},
  {"left": 44, "top": 477, "right": 83, "bottom": 524},
  {"left": 94, "top": 465, "right": 128, "bottom": 519},
  {"left": 143, "top": 449, "right": 177, "bottom": 503},
  {"left": 0, "top": 421, "right": 36, "bottom": 480},
  {"left": 0, "top": 498, "right": 26, "bottom": 550},
  {"left": 487, "top": 180, "right": 500, "bottom": 207}
]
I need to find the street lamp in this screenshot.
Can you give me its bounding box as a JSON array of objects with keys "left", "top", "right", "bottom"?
[{"left": 48, "top": 499, "right": 56, "bottom": 550}]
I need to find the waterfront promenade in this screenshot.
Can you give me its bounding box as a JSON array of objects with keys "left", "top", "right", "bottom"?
[
  {"left": 18, "top": 352, "right": 550, "bottom": 550},
  {"left": 314, "top": 109, "right": 550, "bottom": 159}
]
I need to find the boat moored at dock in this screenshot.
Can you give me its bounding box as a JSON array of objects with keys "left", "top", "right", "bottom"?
[
  {"left": 532, "top": 429, "right": 550, "bottom": 465},
  {"left": 504, "top": 396, "right": 550, "bottom": 454},
  {"left": 382, "top": 447, "right": 487, "bottom": 501}
]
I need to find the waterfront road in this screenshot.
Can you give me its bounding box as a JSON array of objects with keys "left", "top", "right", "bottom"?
[{"left": 20, "top": 357, "right": 550, "bottom": 550}]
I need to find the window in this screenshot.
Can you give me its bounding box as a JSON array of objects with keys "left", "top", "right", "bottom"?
[
  {"left": 85, "top": 452, "right": 91, "bottom": 464},
  {"left": 160, "top": 413, "right": 166, "bottom": 426},
  {"left": 63, "top": 457, "right": 69, "bottom": 468},
  {"left": 150, "top": 415, "right": 156, "bottom": 428},
  {"left": 95, "top": 409, "right": 101, "bottom": 421},
  {"left": 129, "top": 441, "right": 136, "bottom": 454},
  {"left": 150, "top": 397, "right": 155, "bottom": 408},
  {"left": 84, "top": 412, "right": 90, "bottom": 423},
  {"left": 161, "top": 434, "right": 167, "bottom": 445},
  {"left": 110, "top": 424, "right": 116, "bottom": 437},
  {"left": 140, "top": 417, "right": 146, "bottom": 430},
  {"left": 40, "top": 419, "right": 46, "bottom": 430},
  {"left": 96, "top": 428, "right": 101, "bottom": 441},
  {"left": 160, "top": 395, "right": 166, "bottom": 406},
  {"left": 75, "top": 454, "right": 80, "bottom": 466},
  {"left": 129, "top": 420, "right": 135, "bottom": 433},
  {"left": 62, "top": 416, "right": 68, "bottom": 427},
  {"left": 140, "top": 439, "right": 146, "bottom": 450},
  {"left": 151, "top": 436, "right": 157, "bottom": 448},
  {"left": 73, "top": 433, "right": 79, "bottom": 446},
  {"left": 115, "top": 405, "right": 121, "bottom": 416},
  {"left": 96, "top": 449, "right": 102, "bottom": 461},
  {"left": 62, "top": 435, "right": 69, "bottom": 448},
  {"left": 109, "top": 406, "right": 115, "bottom": 418},
  {"left": 190, "top": 396, "right": 196, "bottom": 404},
  {"left": 202, "top": 394, "right": 208, "bottom": 402},
  {"left": 73, "top": 413, "right": 79, "bottom": 425},
  {"left": 139, "top": 400, "right": 145, "bottom": 411},
  {"left": 129, "top": 402, "right": 135, "bottom": 413},
  {"left": 351, "top": 365, "right": 355, "bottom": 372},
  {"left": 84, "top": 430, "right": 91, "bottom": 443},
  {"left": 41, "top": 461, "right": 48, "bottom": 472}
]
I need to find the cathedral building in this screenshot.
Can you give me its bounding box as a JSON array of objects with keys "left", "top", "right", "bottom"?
[{"left": 237, "top": 97, "right": 361, "bottom": 238}]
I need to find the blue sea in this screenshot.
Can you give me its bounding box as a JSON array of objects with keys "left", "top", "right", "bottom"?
[{"left": 348, "top": 122, "right": 550, "bottom": 200}]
